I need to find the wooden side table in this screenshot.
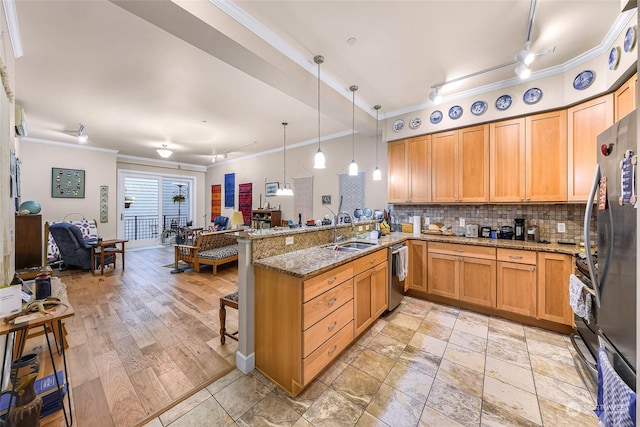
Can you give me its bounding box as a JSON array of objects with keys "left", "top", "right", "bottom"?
[{"left": 91, "top": 239, "right": 128, "bottom": 275}]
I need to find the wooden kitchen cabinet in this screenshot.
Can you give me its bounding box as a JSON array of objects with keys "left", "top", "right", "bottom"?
[
  {"left": 537, "top": 252, "right": 574, "bottom": 326},
  {"left": 614, "top": 73, "right": 637, "bottom": 122},
  {"left": 567, "top": 94, "right": 614, "bottom": 201},
  {"left": 428, "top": 242, "right": 496, "bottom": 306},
  {"left": 490, "top": 110, "right": 567, "bottom": 203},
  {"left": 387, "top": 136, "right": 430, "bottom": 203},
  {"left": 407, "top": 239, "right": 427, "bottom": 294},
  {"left": 496, "top": 249, "right": 537, "bottom": 317},
  {"left": 431, "top": 125, "right": 489, "bottom": 203},
  {"left": 526, "top": 110, "right": 567, "bottom": 202},
  {"left": 252, "top": 209, "right": 281, "bottom": 229},
  {"left": 354, "top": 249, "right": 388, "bottom": 337}
]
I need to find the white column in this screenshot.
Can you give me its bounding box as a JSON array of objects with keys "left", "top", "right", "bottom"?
[{"left": 235, "top": 238, "right": 255, "bottom": 373}]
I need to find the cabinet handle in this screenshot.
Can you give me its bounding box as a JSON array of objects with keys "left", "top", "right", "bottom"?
[
  {"left": 327, "top": 345, "right": 337, "bottom": 355},
  {"left": 327, "top": 298, "right": 337, "bottom": 306},
  {"left": 371, "top": 269, "right": 377, "bottom": 275},
  {"left": 521, "top": 198, "right": 526, "bottom": 202},
  {"left": 454, "top": 249, "right": 464, "bottom": 253},
  {"left": 531, "top": 266, "right": 536, "bottom": 272},
  {"left": 369, "top": 258, "right": 376, "bottom": 264},
  {"left": 327, "top": 277, "right": 337, "bottom": 284},
  {"left": 327, "top": 321, "right": 337, "bottom": 331},
  {"left": 509, "top": 255, "right": 523, "bottom": 259}
]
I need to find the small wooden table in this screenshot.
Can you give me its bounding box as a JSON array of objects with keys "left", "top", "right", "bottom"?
[{"left": 91, "top": 239, "right": 128, "bottom": 275}]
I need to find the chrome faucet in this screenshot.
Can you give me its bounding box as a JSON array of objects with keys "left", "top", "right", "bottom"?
[{"left": 335, "top": 211, "right": 354, "bottom": 243}]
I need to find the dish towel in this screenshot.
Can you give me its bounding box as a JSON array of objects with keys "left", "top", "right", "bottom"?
[
  {"left": 569, "top": 274, "right": 592, "bottom": 323},
  {"left": 595, "top": 348, "right": 636, "bottom": 426},
  {"left": 395, "top": 246, "right": 408, "bottom": 282}
]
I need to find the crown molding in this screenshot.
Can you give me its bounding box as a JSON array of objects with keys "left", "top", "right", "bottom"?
[
  {"left": 2, "top": 0, "right": 22, "bottom": 58},
  {"left": 20, "top": 136, "right": 119, "bottom": 153}
]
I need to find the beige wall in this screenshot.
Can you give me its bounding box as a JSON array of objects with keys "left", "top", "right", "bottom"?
[
  {"left": 18, "top": 140, "right": 119, "bottom": 238},
  {"left": 205, "top": 131, "right": 388, "bottom": 223}
]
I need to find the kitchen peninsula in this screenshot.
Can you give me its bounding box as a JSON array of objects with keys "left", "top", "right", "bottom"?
[{"left": 247, "top": 225, "right": 581, "bottom": 396}]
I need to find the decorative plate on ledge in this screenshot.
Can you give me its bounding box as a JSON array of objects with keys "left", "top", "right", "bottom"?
[
  {"left": 448, "top": 105, "right": 463, "bottom": 120},
  {"left": 393, "top": 119, "right": 404, "bottom": 132},
  {"left": 409, "top": 116, "right": 422, "bottom": 129},
  {"left": 609, "top": 46, "right": 621, "bottom": 70},
  {"left": 495, "top": 94, "right": 512, "bottom": 111},
  {"left": 573, "top": 70, "right": 595, "bottom": 91},
  {"left": 624, "top": 26, "right": 637, "bottom": 53},
  {"left": 523, "top": 87, "right": 543, "bottom": 105},
  {"left": 430, "top": 110, "right": 443, "bottom": 124},
  {"left": 471, "top": 100, "right": 487, "bottom": 116}
]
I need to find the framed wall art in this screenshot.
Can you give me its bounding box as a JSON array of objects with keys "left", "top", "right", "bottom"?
[
  {"left": 265, "top": 182, "right": 279, "bottom": 197},
  {"left": 52, "top": 167, "right": 85, "bottom": 198}
]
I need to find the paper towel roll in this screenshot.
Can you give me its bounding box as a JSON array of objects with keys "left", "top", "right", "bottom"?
[{"left": 413, "top": 215, "right": 421, "bottom": 236}]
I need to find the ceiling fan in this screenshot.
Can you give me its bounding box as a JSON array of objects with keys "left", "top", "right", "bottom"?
[{"left": 429, "top": 0, "right": 554, "bottom": 101}]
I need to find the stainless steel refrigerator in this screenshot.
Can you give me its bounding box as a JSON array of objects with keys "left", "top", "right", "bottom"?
[{"left": 584, "top": 109, "right": 636, "bottom": 389}]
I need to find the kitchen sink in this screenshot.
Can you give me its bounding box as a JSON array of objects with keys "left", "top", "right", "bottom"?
[{"left": 325, "top": 241, "right": 378, "bottom": 252}]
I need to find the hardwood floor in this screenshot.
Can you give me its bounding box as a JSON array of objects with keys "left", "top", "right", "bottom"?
[{"left": 18, "top": 245, "right": 239, "bottom": 427}]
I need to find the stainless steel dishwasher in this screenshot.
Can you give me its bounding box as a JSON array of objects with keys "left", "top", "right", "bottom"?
[{"left": 387, "top": 242, "right": 407, "bottom": 311}]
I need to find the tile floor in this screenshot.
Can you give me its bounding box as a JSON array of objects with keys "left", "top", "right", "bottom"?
[{"left": 142, "top": 297, "right": 599, "bottom": 426}]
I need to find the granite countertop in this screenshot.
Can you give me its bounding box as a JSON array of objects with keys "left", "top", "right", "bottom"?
[
  {"left": 253, "top": 232, "right": 585, "bottom": 279},
  {"left": 234, "top": 220, "right": 379, "bottom": 240}
]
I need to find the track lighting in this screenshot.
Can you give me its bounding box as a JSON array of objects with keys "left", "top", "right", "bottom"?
[
  {"left": 77, "top": 123, "right": 88, "bottom": 144},
  {"left": 372, "top": 105, "right": 382, "bottom": 181},
  {"left": 515, "top": 63, "right": 531, "bottom": 79},
  {"left": 515, "top": 48, "right": 535, "bottom": 66},
  {"left": 156, "top": 144, "right": 173, "bottom": 159},
  {"left": 428, "top": 87, "right": 442, "bottom": 104}
]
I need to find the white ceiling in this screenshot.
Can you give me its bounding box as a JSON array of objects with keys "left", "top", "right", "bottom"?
[{"left": 13, "top": 0, "right": 628, "bottom": 166}]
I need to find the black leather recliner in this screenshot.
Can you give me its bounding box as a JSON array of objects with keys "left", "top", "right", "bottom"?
[{"left": 48, "top": 222, "right": 95, "bottom": 270}]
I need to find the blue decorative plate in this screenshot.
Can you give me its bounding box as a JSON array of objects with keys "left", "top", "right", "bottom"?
[
  {"left": 495, "top": 95, "right": 512, "bottom": 111},
  {"left": 430, "top": 110, "right": 443, "bottom": 124},
  {"left": 409, "top": 116, "right": 422, "bottom": 129},
  {"left": 393, "top": 119, "right": 404, "bottom": 132},
  {"left": 471, "top": 100, "right": 487, "bottom": 116},
  {"left": 573, "top": 70, "right": 595, "bottom": 90},
  {"left": 448, "top": 105, "right": 463, "bottom": 120},
  {"left": 624, "top": 26, "right": 637, "bottom": 53},
  {"left": 523, "top": 88, "right": 543, "bottom": 105},
  {"left": 609, "top": 46, "right": 620, "bottom": 70}
]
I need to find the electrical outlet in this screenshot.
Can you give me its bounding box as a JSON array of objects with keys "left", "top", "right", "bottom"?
[
  {"left": 557, "top": 223, "right": 566, "bottom": 233},
  {"left": 358, "top": 226, "right": 363, "bottom": 231},
  {"left": 459, "top": 218, "right": 466, "bottom": 227},
  {"left": 365, "top": 225, "right": 370, "bottom": 231},
  {"left": 285, "top": 236, "right": 294, "bottom": 245},
  {"left": 425, "top": 217, "right": 430, "bottom": 225}
]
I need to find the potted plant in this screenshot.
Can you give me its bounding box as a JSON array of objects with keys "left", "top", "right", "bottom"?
[{"left": 172, "top": 194, "right": 186, "bottom": 204}]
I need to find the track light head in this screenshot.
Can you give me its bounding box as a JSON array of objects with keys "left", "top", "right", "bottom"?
[
  {"left": 429, "top": 87, "right": 442, "bottom": 104},
  {"left": 515, "top": 48, "right": 535, "bottom": 66}
]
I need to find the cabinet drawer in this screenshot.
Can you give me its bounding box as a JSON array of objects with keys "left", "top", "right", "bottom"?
[
  {"left": 353, "top": 249, "right": 387, "bottom": 275},
  {"left": 303, "top": 300, "right": 353, "bottom": 357},
  {"left": 303, "top": 321, "right": 353, "bottom": 384},
  {"left": 429, "top": 242, "right": 495, "bottom": 260},
  {"left": 303, "top": 279, "right": 353, "bottom": 330},
  {"left": 303, "top": 263, "right": 353, "bottom": 302},
  {"left": 497, "top": 248, "right": 536, "bottom": 264}
]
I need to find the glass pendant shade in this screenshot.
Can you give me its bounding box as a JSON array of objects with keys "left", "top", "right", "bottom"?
[
  {"left": 373, "top": 167, "right": 381, "bottom": 181},
  {"left": 278, "top": 122, "right": 293, "bottom": 196},
  {"left": 156, "top": 144, "right": 173, "bottom": 158},
  {"left": 349, "top": 160, "right": 358, "bottom": 176},
  {"left": 313, "top": 148, "right": 325, "bottom": 169}
]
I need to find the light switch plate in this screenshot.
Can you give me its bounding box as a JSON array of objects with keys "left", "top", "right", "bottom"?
[
  {"left": 285, "top": 236, "right": 294, "bottom": 245},
  {"left": 557, "top": 223, "right": 566, "bottom": 233},
  {"left": 358, "top": 226, "right": 363, "bottom": 231},
  {"left": 459, "top": 218, "right": 466, "bottom": 227}
]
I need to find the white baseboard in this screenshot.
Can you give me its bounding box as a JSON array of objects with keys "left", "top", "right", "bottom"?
[{"left": 236, "top": 351, "right": 255, "bottom": 374}]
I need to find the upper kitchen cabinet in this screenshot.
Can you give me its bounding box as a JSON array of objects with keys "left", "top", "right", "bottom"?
[
  {"left": 388, "top": 136, "right": 430, "bottom": 203},
  {"left": 489, "top": 111, "right": 567, "bottom": 203},
  {"left": 489, "top": 118, "right": 526, "bottom": 202},
  {"left": 567, "top": 94, "right": 614, "bottom": 201},
  {"left": 431, "top": 125, "right": 489, "bottom": 203},
  {"left": 526, "top": 110, "right": 568, "bottom": 202},
  {"left": 614, "top": 73, "right": 638, "bottom": 122}
]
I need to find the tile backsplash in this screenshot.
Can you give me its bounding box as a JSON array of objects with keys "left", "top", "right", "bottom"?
[{"left": 388, "top": 203, "right": 596, "bottom": 245}]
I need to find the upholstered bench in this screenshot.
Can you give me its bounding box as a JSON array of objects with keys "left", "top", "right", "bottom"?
[{"left": 174, "top": 230, "right": 238, "bottom": 275}]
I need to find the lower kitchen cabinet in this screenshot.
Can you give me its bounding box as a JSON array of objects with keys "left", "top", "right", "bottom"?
[
  {"left": 537, "top": 252, "right": 574, "bottom": 325},
  {"left": 407, "top": 240, "right": 427, "bottom": 293},
  {"left": 427, "top": 252, "right": 458, "bottom": 299},
  {"left": 496, "top": 249, "right": 537, "bottom": 317},
  {"left": 459, "top": 257, "right": 496, "bottom": 308},
  {"left": 354, "top": 260, "right": 388, "bottom": 336}
]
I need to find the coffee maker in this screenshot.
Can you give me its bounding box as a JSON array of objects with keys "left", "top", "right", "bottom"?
[{"left": 514, "top": 218, "right": 525, "bottom": 241}]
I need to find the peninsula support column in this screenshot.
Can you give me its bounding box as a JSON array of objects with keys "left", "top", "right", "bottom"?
[{"left": 236, "top": 238, "right": 255, "bottom": 373}]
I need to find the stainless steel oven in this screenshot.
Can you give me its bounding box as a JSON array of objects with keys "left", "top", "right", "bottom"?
[{"left": 387, "top": 243, "right": 406, "bottom": 311}]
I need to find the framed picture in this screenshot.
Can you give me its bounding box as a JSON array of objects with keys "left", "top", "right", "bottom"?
[
  {"left": 265, "top": 182, "right": 279, "bottom": 197},
  {"left": 322, "top": 195, "right": 331, "bottom": 205},
  {"left": 52, "top": 167, "right": 85, "bottom": 198}
]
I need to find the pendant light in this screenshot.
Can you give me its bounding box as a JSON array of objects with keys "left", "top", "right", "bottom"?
[
  {"left": 313, "top": 55, "right": 326, "bottom": 169},
  {"left": 275, "top": 122, "right": 294, "bottom": 196},
  {"left": 372, "top": 105, "right": 382, "bottom": 181},
  {"left": 156, "top": 144, "right": 173, "bottom": 159},
  {"left": 348, "top": 85, "right": 358, "bottom": 176}
]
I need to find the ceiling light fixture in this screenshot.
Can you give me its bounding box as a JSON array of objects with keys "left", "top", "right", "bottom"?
[
  {"left": 275, "top": 122, "right": 294, "bottom": 196},
  {"left": 348, "top": 85, "right": 358, "bottom": 176},
  {"left": 156, "top": 144, "right": 173, "bottom": 159},
  {"left": 515, "top": 46, "right": 535, "bottom": 66},
  {"left": 313, "top": 55, "right": 326, "bottom": 169},
  {"left": 77, "top": 123, "right": 88, "bottom": 144},
  {"left": 515, "top": 63, "right": 532, "bottom": 79},
  {"left": 428, "top": 87, "right": 442, "bottom": 105},
  {"left": 372, "top": 105, "right": 382, "bottom": 181}
]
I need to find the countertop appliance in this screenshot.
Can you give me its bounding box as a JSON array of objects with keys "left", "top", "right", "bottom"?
[
  {"left": 514, "top": 218, "right": 525, "bottom": 240},
  {"left": 573, "top": 110, "right": 636, "bottom": 391},
  {"left": 526, "top": 225, "right": 539, "bottom": 242},
  {"left": 499, "top": 226, "right": 513, "bottom": 239},
  {"left": 465, "top": 224, "right": 478, "bottom": 238},
  {"left": 388, "top": 242, "right": 407, "bottom": 311},
  {"left": 480, "top": 226, "right": 491, "bottom": 238}
]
